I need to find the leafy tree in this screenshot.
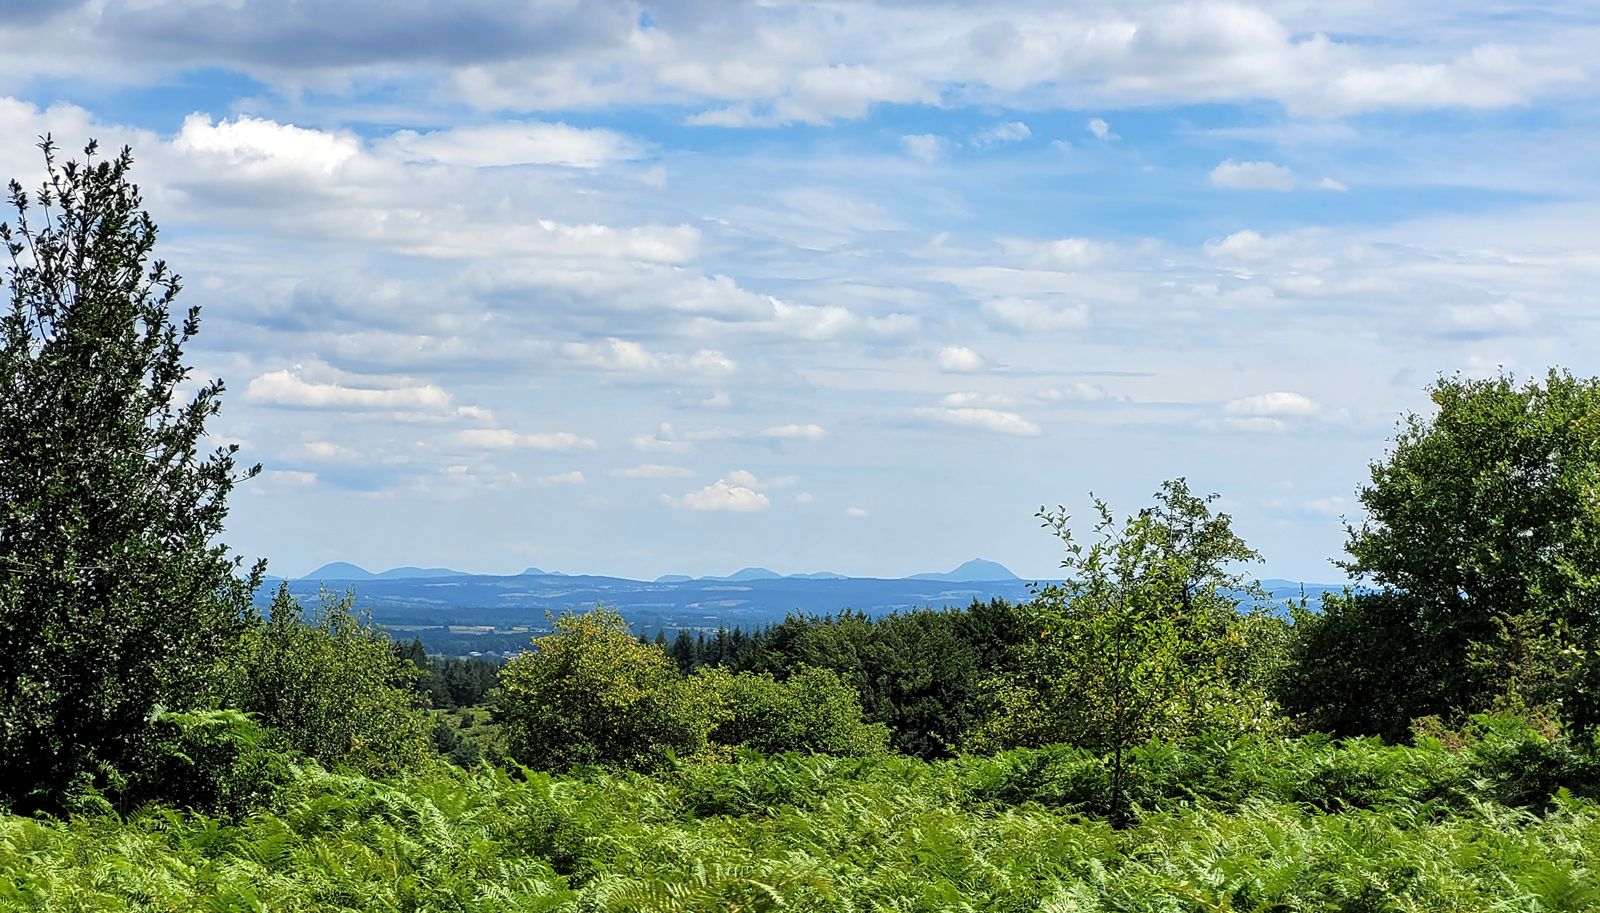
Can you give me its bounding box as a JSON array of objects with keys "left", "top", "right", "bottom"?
[
  {"left": 1277, "top": 590, "right": 1437, "bottom": 740},
  {"left": 497, "top": 608, "right": 723, "bottom": 771},
  {"left": 699, "top": 665, "right": 890, "bottom": 756},
  {"left": 967, "top": 480, "right": 1287, "bottom": 821},
  {"left": 864, "top": 601, "right": 1033, "bottom": 758},
  {"left": 1284, "top": 370, "right": 1600, "bottom": 735},
  {"left": 722, "top": 601, "right": 1032, "bottom": 759},
  {"left": 220, "top": 585, "right": 432, "bottom": 777},
  {"left": 0, "top": 140, "right": 260, "bottom": 809}
]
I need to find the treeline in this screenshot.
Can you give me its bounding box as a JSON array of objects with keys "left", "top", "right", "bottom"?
[
  {"left": 393, "top": 638, "right": 501, "bottom": 708},
  {"left": 646, "top": 601, "right": 1032, "bottom": 759}
]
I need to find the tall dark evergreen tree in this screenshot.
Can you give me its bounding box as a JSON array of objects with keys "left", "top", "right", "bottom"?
[
  {"left": 670, "top": 628, "right": 696, "bottom": 673},
  {"left": 0, "top": 140, "right": 261, "bottom": 808}
]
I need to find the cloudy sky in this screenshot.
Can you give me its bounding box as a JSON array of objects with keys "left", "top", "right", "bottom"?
[{"left": 4, "top": 1, "right": 1596, "bottom": 580}]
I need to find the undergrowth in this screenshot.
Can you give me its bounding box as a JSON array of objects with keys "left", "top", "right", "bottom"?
[{"left": 4, "top": 727, "right": 1600, "bottom": 912}]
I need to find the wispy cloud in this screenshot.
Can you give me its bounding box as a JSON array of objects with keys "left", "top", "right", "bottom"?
[
  {"left": 1209, "top": 159, "right": 1296, "bottom": 191},
  {"left": 536, "top": 470, "right": 586, "bottom": 485},
  {"left": 613, "top": 464, "right": 694, "bottom": 479},
  {"left": 916, "top": 407, "right": 1041, "bottom": 437},
  {"left": 971, "top": 121, "right": 1030, "bottom": 147},
  {"left": 453, "top": 429, "right": 598, "bottom": 451}
]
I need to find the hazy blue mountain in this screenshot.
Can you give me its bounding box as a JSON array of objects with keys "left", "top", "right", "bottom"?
[
  {"left": 701, "top": 567, "right": 783, "bottom": 581},
  {"left": 376, "top": 566, "right": 469, "bottom": 579},
  {"left": 300, "top": 562, "right": 376, "bottom": 580},
  {"left": 789, "top": 571, "right": 846, "bottom": 579},
  {"left": 655, "top": 574, "right": 694, "bottom": 583},
  {"left": 300, "top": 563, "right": 472, "bottom": 581},
  {"left": 908, "top": 559, "right": 1019, "bottom": 582},
  {"left": 520, "top": 567, "right": 545, "bottom": 576}
]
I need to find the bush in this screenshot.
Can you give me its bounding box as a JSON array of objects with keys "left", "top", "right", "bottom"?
[
  {"left": 497, "top": 608, "right": 723, "bottom": 771},
  {"left": 219, "top": 584, "right": 432, "bottom": 777},
  {"left": 700, "top": 665, "right": 890, "bottom": 757},
  {"left": 135, "top": 709, "right": 291, "bottom": 817}
]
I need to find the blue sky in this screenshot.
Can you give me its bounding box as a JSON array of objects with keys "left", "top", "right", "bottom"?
[{"left": 3, "top": 0, "right": 1597, "bottom": 581}]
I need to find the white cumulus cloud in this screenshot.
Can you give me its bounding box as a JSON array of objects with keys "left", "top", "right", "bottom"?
[
  {"left": 245, "top": 370, "right": 451, "bottom": 411},
  {"left": 762, "top": 424, "right": 826, "bottom": 440},
  {"left": 938, "top": 346, "right": 988, "bottom": 373},
  {"left": 172, "top": 114, "right": 364, "bottom": 181},
  {"left": 667, "top": 479, "right": 771, "bottom": 512},
  {"left": 901, "top": 133, "right": 948, "bottom": 162},
  {"left": 726, "top": 470, "right": 799, "bottom": 490},
  {"left": 981, "top": 298, "right": 1089, "bottom": 333},
  {"left": 1225, "top": 392, "right": 1322, "bottom": 417},
  {"left": 562, "top": 339, "right": 736, "bottom": 375},
  {"left": 300, "top": 441, "right": 354, "bottom": 460}
]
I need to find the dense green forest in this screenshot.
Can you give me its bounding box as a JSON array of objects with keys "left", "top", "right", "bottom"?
[{"left": 8, "top": 142, "right": 1600, "bottom": 909}]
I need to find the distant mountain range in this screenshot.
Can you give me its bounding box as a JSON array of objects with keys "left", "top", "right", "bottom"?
[
  {"left": 297, "top": 562, "right": 476, "bottom": 581},
  {"left": 296, "top": 557, "right": 1022, "bottom": 584},
  {"left": 271, "top": 559, "right": 1342, "bottom": 638}
]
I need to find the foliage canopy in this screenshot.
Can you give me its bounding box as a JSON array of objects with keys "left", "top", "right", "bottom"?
[
  {"left": 1282, "top": 370, "right": 1600, "bottom": 737},
  {"left": 699, "top": 665, "right": 890, "bottom": 757},
  {"left": 498, "top": 608, "right": 725, "bottom": 771},
  {"left": 219, "top": 584, "right": 433, "bottom": 778}
]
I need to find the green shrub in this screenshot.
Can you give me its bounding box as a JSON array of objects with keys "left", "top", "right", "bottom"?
[
  {"left": 430, "top": 713, "right": 483, "bottom": 768},
  {"left": 136, "top": 709, "right": 291, "bottom": 817},
  {"left": 496, "top": 608, "right": 723, "bottom": 771},
  {"left": 700, "top": 665, "right": 890, "bottom": 757},
  {"left": 219, "top": 584, "right": 432, "bottom": 777}
]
